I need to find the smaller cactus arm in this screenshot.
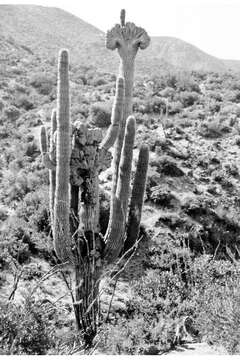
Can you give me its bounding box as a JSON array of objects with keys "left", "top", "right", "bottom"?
[
  {"left": 49, "top": 109, "right": 57, "bottom": 227},
  {"left": 50, "top": 109, "right": 57, "bottom": 156},
  {"left": 104, "top": 196, "right": 124, "bottom": 263},
  {"left": 116, "top": 115, "right": 135, "bottom": 218},
  {"left": 100, "top": 77, "right": 124, "bottom": 152},
  {"left": 39, "top": 125, "right": 56, "bottom": 170},
  {"left": 104, "top": 116, "right": 135, "bottom": 263},
  {"left": 124, "top": 144, "right": 149, "bottom": 252}
]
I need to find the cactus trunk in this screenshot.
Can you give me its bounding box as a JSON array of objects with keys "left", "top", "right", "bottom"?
[{"left": 54, "top": 49, "right": 72, "bottom": 262}]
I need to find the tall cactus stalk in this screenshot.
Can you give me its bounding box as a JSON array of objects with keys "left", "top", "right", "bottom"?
[
  {"left": 40, "top": 10, "right": 150, "bottom": 346},
  {"left": 54, "top": 49, "right": 72, "bottom": 262}
]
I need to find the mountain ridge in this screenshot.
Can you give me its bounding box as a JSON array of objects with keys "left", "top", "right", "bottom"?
[{"left": 1, "top": 4, "right": 240, "bottom": 74}]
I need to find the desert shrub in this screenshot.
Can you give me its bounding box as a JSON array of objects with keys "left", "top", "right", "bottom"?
[
  {"left": 29, "top": 74, "right": 55, "bottom": 95},
  {"left": 89, "top": 102, "right": 111, "bottom": 128},
  {"left": 225, "top": 90, "right": 240, "bottom": 103},
  {"left": 72, "top": 103, "right": 89, "bottom": 120},
  {"left": 150, "top": 155, "right": 184, "bottom": 177},
  {"left": 99, "top": 238, "right": 197, "bottom": 354},
  {"left": 16, "top": 188, "right": 50, "bottom": 234},
  {"left": 174, "top": 73, "right": 197, "bottom": 92},
  {"left": 14, "top": 83, "right": 28, "bottom": 93},
  {"left": 176, "top": 91, "right": 199, "bottom": 107},
  {"left": 99, "top": 234, "right": 240, "bottom": 355},
  {"left": 160, "top": 86, "right": 175, "bottom": 99},
  {"left": 3, "top": 170, "right": 30, "bottom": 203},
  {"left": 134, "top": 96, "right": 167, "bottom": 115},
  {"left": 208, "top": 90, "right": 223, "bottom": 102},
  {"left": 0, "top": 297, "right": 56, "bottom": 354},
  {"left": 229, "top": 79, "right": 240, "bottom": 91},
  {"left": 168, "top": 101, "right": 183, "bottom": 115},
  {"left": 13, "top": 94, "right": 35, "bottom": 111},
  {"left": 198, "top": 117, "right": 228, "bottom": 138},
  {"left": 0, "top": 220, "right": 31, "bottom": 268},
  {"left": 99, "top": 314, "right": 177, "bottom": 355},
  {"left": 149, "top": 185, "right": 180, "bottom": 208},
  {"left": 132, "top": 98, "right": 148, "bottom": 114},
  {"left": 135, "top": 129, "right": 162, "bottom": 151},
  {"left": 187, "top": 108, "right": 205, "bottom": 120},
  {"left": 92, "top": 77, "right": 107, "bottom": 86},
  {"left": 194, "top": 261, "right": 240, "bottom": 354},
  {"left": 221, "top": 104, "right": 240, "bottom": 117},
  {"left": 3, "top": 106, "right": 21, "bottom": 121}
]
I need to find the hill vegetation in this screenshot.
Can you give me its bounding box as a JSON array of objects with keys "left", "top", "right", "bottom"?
[
  {"left": 1, "top": 5, "right": 240, "bottom": 74},
  {"left": 0, "top": 5, "right": 240, "bottom": 355}
]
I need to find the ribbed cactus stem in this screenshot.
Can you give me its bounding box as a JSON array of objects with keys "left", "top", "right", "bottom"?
[
  {"left": 39, "top": 125, "right": 55, "bottom": 170},
  {"left": 104, "top": 116, "right": 135, "bottom": 262},
  {"left": 124, "top": 144, "right": 149, "bottom": 252},
  {"left": 49, "top": 109, "right": 57, "bottom": 227},
  {"left": 40, "top": 125, "right": 47, "bottom": 153},
  {"left": 100, "top": 77, "right": 124, "bottom": 152},
  {"left": 120, "top": 9, "right": 126, "bottom": 27},
  {"left": 117, "top": 59, "right": 134, "bottom": 174},
  {"left": 54, "top": 49, "right": 72, "bottom": 262},
  {"left": 116, "top": 115, "right": 135, "bottom": 217}
]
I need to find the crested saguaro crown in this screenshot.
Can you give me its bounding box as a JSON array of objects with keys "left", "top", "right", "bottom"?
[{"left": 106, "top": 9, "right": 150, "bottom": 60}]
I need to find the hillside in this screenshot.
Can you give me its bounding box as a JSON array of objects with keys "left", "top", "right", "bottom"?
[
  {"left": 149, "top": 36, "right": 227, "bottom": 72},
  {"left": 0, "top": 4, "right": 239, "bottom": 74},
  {"left": 1, "top": 4, "right": 240, "bottom": 356}
]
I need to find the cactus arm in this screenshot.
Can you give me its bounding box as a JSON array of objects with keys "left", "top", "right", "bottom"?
[
  {"left": 103, "top": 196, "right": 124, "bottom": 263},
  {"left": 124, "top": 144, "right": 149, "bottom": 252},
  {"left": 104, "top": 116, "right": 135, "bottom": 262},
  {"left": 49, "top": 109, "right": 57, "bottom": 227},
  {"left": 116, "top": 116, "right": 135, "bottom": 217},
  {"left": 100, "top": 77, "right": 124, "bottom": 152},
  {"left": 39, "top": 125, "right": 56, "bottom": 170},
  {"left": 53, "top": 49, "right": 72, "bottom": 262}
]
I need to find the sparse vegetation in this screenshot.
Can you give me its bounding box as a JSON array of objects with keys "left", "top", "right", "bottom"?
[{"left": 0, "top": 5, "right": 240, "bottom": 356}]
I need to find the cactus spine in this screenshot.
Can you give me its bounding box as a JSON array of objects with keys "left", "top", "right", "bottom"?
[{"left": 40, "top": 11, "right": 150, "bottom": 344}]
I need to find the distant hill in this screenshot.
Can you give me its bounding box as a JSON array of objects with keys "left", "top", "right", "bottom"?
[
  {"left": 148, "top": 37, "right": 226, "bottom": 73},
  {"left": 0, "top": 5, "right": 239, "bottom": 75}
]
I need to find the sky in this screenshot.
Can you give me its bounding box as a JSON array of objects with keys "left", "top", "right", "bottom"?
[{"left": 1, "top": 0, "right": 240, "bottom": 60}]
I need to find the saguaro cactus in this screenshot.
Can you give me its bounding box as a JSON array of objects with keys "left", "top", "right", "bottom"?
[
  {"left": 40, "top": 10, "right": 150, "bottom": 345},
  {"left": 105, "top": 9, "right": 150, "bottom": 254}
]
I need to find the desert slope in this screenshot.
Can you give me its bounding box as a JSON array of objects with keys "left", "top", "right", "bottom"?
[{"left": 0, "top": 5, "right": 239, "bottom": 74}]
